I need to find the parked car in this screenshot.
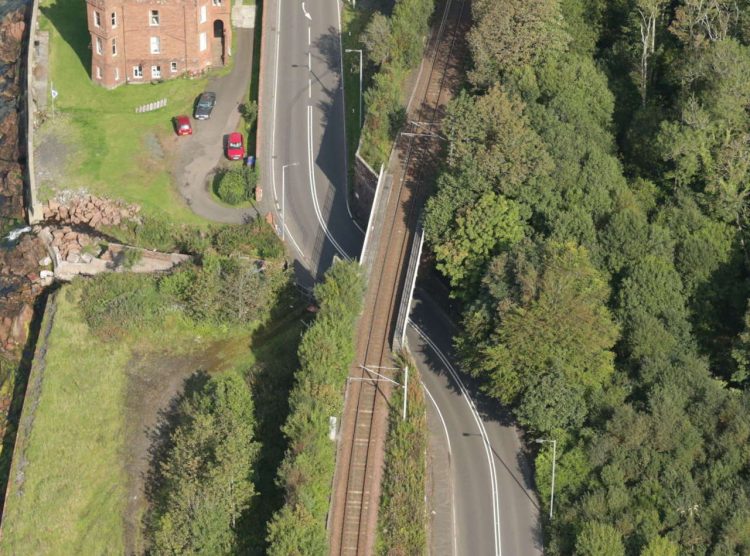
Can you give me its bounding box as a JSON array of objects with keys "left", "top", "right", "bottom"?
[
  {"left": 173, "top": 115, "right": 193, "bottom": 136},
  {"left": 226, "top": 132, "right": 245, "bottom": 160},
  {"left": 194, "top": 92, "right": 217, "bottom": 120}
]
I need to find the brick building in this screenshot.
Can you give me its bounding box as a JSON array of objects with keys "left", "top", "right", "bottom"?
[{"left": 85, "top": 0, "right": 232, "bottom": 89}]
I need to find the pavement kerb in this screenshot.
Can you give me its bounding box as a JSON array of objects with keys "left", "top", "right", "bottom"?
[{"left": 255, "top": 0, "right": 269, "bottom": 201}]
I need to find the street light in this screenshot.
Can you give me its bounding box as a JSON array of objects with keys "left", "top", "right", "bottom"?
[
  {"left": 281, "top": 163, "right": 298, "bottom": 242},
  {"left": 345, "top": 48, "right": 363, "bottom": 129},
  {"left": 535, "top": 438, "right": 557, "bottom": 520}
]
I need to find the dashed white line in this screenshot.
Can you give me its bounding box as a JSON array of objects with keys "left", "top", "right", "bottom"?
[{"left": 270, "top": 0, "right": 306, "bottom": 262}]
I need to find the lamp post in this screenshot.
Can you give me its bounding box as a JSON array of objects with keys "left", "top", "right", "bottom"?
[
  {"left": 535, "top": 438, "right": 557, "bottom": 520},
  {"left": 281, "top": 163, "right": 298, "bottom": 242},
  {"left": 345, "top": 48, "right": 363, "bottom": 129}
]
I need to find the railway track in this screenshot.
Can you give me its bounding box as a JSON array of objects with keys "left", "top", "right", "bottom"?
[{"left": 328, "top": 1, "right": 471, "bottom": 554}]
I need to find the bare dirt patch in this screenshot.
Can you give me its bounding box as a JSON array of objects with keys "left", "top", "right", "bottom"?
[
  {"left": 33, "top": 115, "right": 78, "bottom": 199},
  {"left": 122, "top": 336, "right": 252, "bottom": 555}
]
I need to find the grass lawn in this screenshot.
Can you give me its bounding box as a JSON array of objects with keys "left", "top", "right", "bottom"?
[
  {"left": 0, "top": 288, "right": 130, "bottom": 555},
  {"left": 0, "top": 280, "right": 306, "bottom": 554},
  {"left": 37, "top": 0, "right": 214, "bottom": 226},
  {"left": 341, "top": 4, "right": 374, "bottom": 177}
]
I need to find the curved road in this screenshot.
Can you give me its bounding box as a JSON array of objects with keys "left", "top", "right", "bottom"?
[
  {"left": 260, "top": 0, "right": 362, "bottom": 286},
  {"left": 257, "top": 0, "right": 542, "bottom": 554}
]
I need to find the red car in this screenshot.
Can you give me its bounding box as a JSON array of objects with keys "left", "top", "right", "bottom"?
[
  {"left": 174, "top": 115, "right": 192, "bottom": 136},
  {"left": 226, "top": 132, "right": 245, "bottom": 160}
]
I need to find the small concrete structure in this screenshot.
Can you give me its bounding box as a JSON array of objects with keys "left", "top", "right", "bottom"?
[{"left": 231, "top": 5, "right": 256, "bottom": 29}]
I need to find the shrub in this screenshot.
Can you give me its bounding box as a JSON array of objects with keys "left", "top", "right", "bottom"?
[
  {"left": 78, "top": 273, "right": 166, "bottom": 334},
  {"left": 376, "top": 354, "right": 427, "bottom": 555},
  {"left": 147, "top": 372, "right": 260, "bottom": 554},
  {"left": 217, "top": 169, "right": 249, "bottom": 205},
  {"left": 266, "top": 261, "right": 365, "bottom": 555},
  {"left": 212, "top": 218, "right": 284, "bottom": 259},
  {"left": 357, "top": 0, "right": 435, "bottom": 168}
]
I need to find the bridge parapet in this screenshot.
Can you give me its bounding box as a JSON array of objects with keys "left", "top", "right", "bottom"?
[{"left": 358, "top": 164, "right": 391, "bottom": 282}]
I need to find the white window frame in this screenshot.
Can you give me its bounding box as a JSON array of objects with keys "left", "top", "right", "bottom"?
[
  {"left": 95, "top": 36, "right": 102, "bottom": 55},
  {"left": 170, "top": 61, "right": 178, "bottom": 73},
  {"left": 133, "top": 65, "right": 143, "bottom": 78},
  {"left": 199, "top": 32, "right": 207, "bottom": 51},
  {"left": 151, "top": 65, "right": 161, "bottom": 79},
  {"left": 111, "top": 11, "right": 117, "bottom": 27},
  {"left": 212, "top": 0, "right": 222, "bottom": 5},
  {"left": 93, "top": 10, "right": 101, "bottom": 27},
  {"left": 114, "top": 67, "right": 120, "bottom": 81},
  {"left": 200, "top": 5, "right": 207, "bottom": 23},
  {"left": 112, "top": 38, "right": 117, "bottom": 56},
  {"left": 150, "top": 9, "right": 160, "bottom": 26},
  {"left": 96, "top": 66, "right": 102, "bottom": 79},
  {"left": 150, "top": 36, "right": 160, "bottom": 54}
]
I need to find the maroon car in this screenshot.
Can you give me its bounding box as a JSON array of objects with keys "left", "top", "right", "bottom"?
[
  {"left": 174, "top": 115, "right": 192, "bottom": 136},
  {"left": 226, "top": 132, "right": 245, "bottom": 160}
]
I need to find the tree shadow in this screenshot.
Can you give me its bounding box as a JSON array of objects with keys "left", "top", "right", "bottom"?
[
  {"left": 142, "top": 370, "right": 211, "bottom": 523},
  {"left": 236, "top": 281, "right": 309, "bottom": 554},
  {"left": 40, "top": 0, "right": 91, "bottom": 78}
]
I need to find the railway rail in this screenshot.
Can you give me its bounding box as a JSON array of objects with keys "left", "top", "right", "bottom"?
[{"left": 328, "top": 0, "right": 471, "bottom": 553}]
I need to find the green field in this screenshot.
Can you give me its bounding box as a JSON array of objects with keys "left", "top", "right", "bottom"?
[
  {"left": 0, "top": 280, "right": 305, "bottom": 554},
  {"left": 37, "top": 0, "right": 212, "bottom": 226},
  {"left": 0, "top": 289, "right": 130, "bottom": 555}
]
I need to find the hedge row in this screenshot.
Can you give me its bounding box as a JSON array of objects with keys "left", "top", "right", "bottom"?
[
  {"left": 266, "top": 261, "right": 365, "bottom": 555},
  {"left": 376, "top": 354, "right": 428, "bottom": 555},
  {"left": 358, "top": 0, "right": 435, "bottom": 168}
]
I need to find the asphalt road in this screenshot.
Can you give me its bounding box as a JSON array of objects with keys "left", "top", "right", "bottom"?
[
  {"left": 260, "top": 0, "right": 363, "bottom": 286},
  {"left": 257, "top": 0, "right": 543, "bottom": 553},
  {"left": 408, "top": 288, "right": 543, "bottom": 556}
]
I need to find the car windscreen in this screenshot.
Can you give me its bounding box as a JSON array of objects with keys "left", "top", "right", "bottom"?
[{"left": 229, "top": 140, "right": 242, "bottom": 148}]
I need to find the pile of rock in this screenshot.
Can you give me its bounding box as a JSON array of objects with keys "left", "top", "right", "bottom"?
[
  {"left": 47, "top": 225, "right": 97, "bottom": 263},
  {"left": 42, "top": 195, "right": 141, "bottom": 229}
]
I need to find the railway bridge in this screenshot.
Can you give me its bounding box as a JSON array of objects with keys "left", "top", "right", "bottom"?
[{"left": 328, "top": 0, "right": 471, "bottom": 553}]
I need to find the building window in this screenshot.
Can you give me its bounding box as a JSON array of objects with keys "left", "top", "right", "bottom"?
[
  {"left": 112, "top": 38, "right": 117, "bottom": 56},
  {"left": 199, "top": 32, "right": 207, "bottom": 51},
  {"left": 93, "top": 10, "right": 101, "bottom": 27},
  {"left": 150, "top": 36, "right": 160, "bottom": 54},
  {"left": 151, "top": 65, "right": 161, "bottom": 79},
  {"left": 212, "top": 0, "right": 222, "bottom": 5},
  {"left": 114, "top": 67, "right": 120, "bottom": 81},
  {"left": 96, "top": 66, "right": 102, "bottom": 79},
  {"left": 170, "top": 61, "right": 178, "bottom": 72},
  {"left": 111, "top": 11, "right": 117, "bottom": 27},
  {"left": 133, "top": 65, "right": 143, "bottom": 78},
  {"left": 95, "top": 36, "right": 102, "bottom": 55},
  {"left": 150, "top": 10, "right": 160, "bottom": 26}
]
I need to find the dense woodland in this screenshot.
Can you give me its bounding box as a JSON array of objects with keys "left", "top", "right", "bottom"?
[{"left": 424, "top": 0, "right": 750, "bottom": 553}]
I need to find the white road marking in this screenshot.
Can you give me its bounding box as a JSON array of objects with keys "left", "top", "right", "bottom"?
[
  {"left": 307, "top": 105, "right": 351, "bottom": 260},
  {"left": 301, "top": 1, "right": 311, "bottom": 20},
  {"left": 410, "top": 320, "right": 502, "bottom": 556},
  {"left": 422, "top": 382, "right": 458, "bottom": 556},
  {"left": 270, "top": 0, "right": 306, "bottom": 262},
  {"left": 309, "top": 78, "right": 312, "bottom": 99}
]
